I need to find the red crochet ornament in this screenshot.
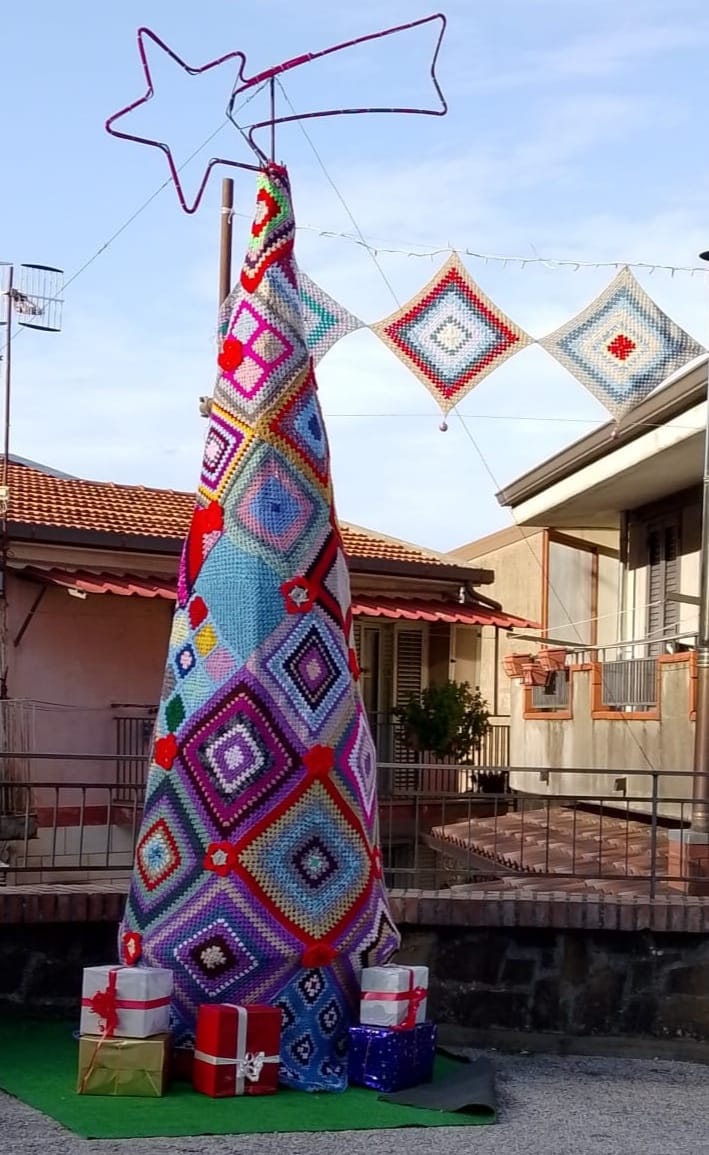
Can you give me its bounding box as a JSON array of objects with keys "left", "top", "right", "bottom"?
[
  {"left": 280, "top": 576, "right": 316, "bottom": 615},
  {"left": 303, "top": 745, "right": 335, "bottom": 779},
  {"left": 301, "top": 941, "right": 337, "bottom": 968},
  {"left": 203, "top": 841, "right": 238, "bottom": 877},
  {"left": 121, "top": 930, "right": 142, "bottom": 965},
  {"left": 188, "top": 596, "right": 209, "bottom": 628},
  {"left": 154, "top": 734, "right": 177, "bottom": 770},
  {"left": 217, "top": 336, "right": 244, "bottom": 372}
]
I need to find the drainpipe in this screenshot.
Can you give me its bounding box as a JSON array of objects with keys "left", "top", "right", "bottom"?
[{"left": 691, "top": 263, "right": 709, "bottom": 832}]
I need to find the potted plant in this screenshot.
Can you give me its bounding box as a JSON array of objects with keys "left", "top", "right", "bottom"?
[
  {"left": 537, "top": 648, "right": 567, "bottom": 673},
  {"left": 393, "top": 680, "right": 491, "bottom": 761}
]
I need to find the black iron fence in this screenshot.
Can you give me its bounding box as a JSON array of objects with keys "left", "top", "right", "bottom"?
[{"left": 0, "top": 754, "right": 707, "bottom": 898}]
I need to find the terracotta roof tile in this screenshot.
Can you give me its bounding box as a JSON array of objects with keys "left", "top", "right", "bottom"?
[{"left": 6, "top": 460, "right": 473, "bottom": 570}]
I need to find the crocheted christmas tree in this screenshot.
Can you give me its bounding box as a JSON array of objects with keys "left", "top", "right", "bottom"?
[{"left": 120, "top": 165, "right": 400, "bottom": 1092}]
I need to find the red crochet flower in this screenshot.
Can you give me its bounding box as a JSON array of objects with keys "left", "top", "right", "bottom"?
[
  {"left": 204, "top": 841, "right": 237, "bottom": 877},
  {"left": 121, "top": 930, "right": 142, "bottom": 966},
  {"left": 154, "top": 734, "right": 177, "bottom": 770},
  {"left": 218, "top": 336, "right": 244, "bottom": 372},
  {"left": 348, "top": 647, "right": 361, "bottom": 680},
  {"left": 301, "top": 941, "right": 337, "bottom": 969},
  {"left": 280, "top": 576, "right": 316, "bottom": 614},
  {"left": 303, "top": 745, "right": 335, "bottom": 779},
  {"left": 188, "top": 596, "right": 208, "bottom": 628}
]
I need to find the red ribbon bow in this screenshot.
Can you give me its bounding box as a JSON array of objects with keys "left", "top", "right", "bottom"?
[{"left": 89, "top": 969, "right": 119, "bottom": 1038}]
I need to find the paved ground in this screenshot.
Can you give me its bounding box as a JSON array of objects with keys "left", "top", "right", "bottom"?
[{"left": 3, "top": 1050, "right": 709, "bottom": 1155}]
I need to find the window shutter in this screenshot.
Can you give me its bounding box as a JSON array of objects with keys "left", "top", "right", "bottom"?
[
  {"left": 395, "top": 630, "right": 423, "bottom": 705},
  {"left": 393, "top": 630, "right": 424, "bottom": 787},
  {"left": 647, "top": 521, "right": 680, "bottom": 652},
  {"left": 664, "top": 526, "right": 679, "bottom": 630},
  {"left": 352, "top": 622, "right": 362, "bottom": 662}
]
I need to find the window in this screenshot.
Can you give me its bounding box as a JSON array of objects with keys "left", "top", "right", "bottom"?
[{"left": 646, "top": 520, "right": 680, "bottom": 651}]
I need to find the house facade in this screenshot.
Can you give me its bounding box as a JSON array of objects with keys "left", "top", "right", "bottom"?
[
  {"left": 0, "top": 459, "right": 532, "bottom": 879},
  {"left": 487, "top": 355, "right": 708, "bottom": 817},
  {"left": 451, "top": 524, "right": 619, "bottom": 718}
]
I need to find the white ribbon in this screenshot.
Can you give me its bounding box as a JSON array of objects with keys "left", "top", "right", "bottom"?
[{"left": 193, "top": 1047, "right": 279, "bottom": 1080}]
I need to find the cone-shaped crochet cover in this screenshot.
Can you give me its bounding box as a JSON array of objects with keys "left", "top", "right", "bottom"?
[{"left": 119, "top": 165, "right": 400, "bottom": 1092}]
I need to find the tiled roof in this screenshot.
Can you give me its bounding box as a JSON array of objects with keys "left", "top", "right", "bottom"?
[
  {"left": 6, "top": 460, "right": 472, "bottom": 570},
  {"left": 429, "top": 807, "right": 667, "bottom": 882}
]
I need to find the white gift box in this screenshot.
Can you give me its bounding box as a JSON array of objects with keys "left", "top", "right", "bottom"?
[
  {"left": 360, "top": 964, "right": 428, "bottom": 1029},
  {"left": 80, "top": 965, "right": 173, "bottom": 1039}
]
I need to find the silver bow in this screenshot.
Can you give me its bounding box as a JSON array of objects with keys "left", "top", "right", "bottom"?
[{"left": 237, "top": 1051, "right": 265, "bottom": 1082}]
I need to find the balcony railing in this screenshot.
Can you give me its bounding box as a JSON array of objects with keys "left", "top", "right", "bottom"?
[
  {"left": 2, "top": 762, "right": 706, "bottom": 897},
  {"left": 601, "top": 657, "right": 657, "bottom": 711},
  {"left": 530, "top": 670, "right": 570, "bottom": 712}
]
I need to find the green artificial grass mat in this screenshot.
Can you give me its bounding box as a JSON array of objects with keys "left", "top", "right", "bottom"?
[{"left": 0, "top": 1021, "right": 495, "bottom": 1139}]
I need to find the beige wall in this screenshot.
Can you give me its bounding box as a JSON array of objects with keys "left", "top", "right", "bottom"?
[
  {"left": 508, "top": 659, "right": 694, "bottom": 819},
  {"left": 458, "top": 526, "right": 620, "bottom": 715},
  {"left": 458, "top": 531, "right": 544, "bottom": 717}
]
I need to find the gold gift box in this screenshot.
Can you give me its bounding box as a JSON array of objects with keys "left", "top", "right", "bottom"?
[{"left": 77, "top": 1033, "right": 170, "bottom": 1097}]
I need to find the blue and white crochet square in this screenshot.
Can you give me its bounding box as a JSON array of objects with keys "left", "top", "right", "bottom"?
[
  {"left": 297, "top": 269, "right": 364, "bottom": 365},
  {"left": 540, "top": 267, "right": 706, "bottom": 420}
]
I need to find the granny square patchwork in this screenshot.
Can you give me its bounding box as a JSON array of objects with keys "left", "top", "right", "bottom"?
[
  {"left": 539, "top": 266, "right": 706, "bottom": 420},
  {"left": 371, "top": 252, "right": 532, "bottom": 414},
  {"left": 297, "top": 269, "right": 364, "bottom": 365},
  {"left": 120, "top": 166, "right": 399, "bottom": 1094}
]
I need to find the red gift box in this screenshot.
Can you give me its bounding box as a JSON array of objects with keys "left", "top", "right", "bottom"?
[{"left": 193, "top": 1004, "right": 281, "bottom": 1097}]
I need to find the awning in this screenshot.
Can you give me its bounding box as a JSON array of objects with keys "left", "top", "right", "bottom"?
[
  {"left": 15, "top": 566, "right": 176, "bottom": 600},
  {"left": 14, "top": 567, "right": 538, "bottom": 628},
  {"left": 351, "top": 596, "right": 538, "bottom": 629}
]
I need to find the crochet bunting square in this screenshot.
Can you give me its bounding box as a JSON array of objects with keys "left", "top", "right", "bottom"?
[
  {"left": 298, "top": 269, "right": 364, "bottom": 364},
  {"left": 219, "top": 270, "right": 363, "bottom": 367},
  {"left": 539, "top": 266, "right": 706, "bottom": 420},
  {"left": 371, "top": 253, "right": 532, "bottom": 414}
]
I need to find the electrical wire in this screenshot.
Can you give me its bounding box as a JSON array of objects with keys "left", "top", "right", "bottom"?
[
  {"left": 0, "top": 82, "right": 269, "bottom": 361},
  {"left": 273, "top": 87, "right": 660, "bottom": 770}
]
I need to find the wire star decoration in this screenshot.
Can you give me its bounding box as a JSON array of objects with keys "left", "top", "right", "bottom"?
[
  {"left": 105, "top": 28, "right": 263, "bottom": 215},
  {"left": 106, "top": 18, "right": 448, "bottom": 215}
]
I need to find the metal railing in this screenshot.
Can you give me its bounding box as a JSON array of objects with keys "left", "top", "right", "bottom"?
[
  {"left": 378, "top": 764, "right": 708, "bottom": 896},
  {"left": 530, "top": 670, "right": 570, "bottom": 712},
  {"left": 114, "top": 711, "right": 156, "bottom": 802},
  {"left": 369, "top": 712, "right": 509, "bottom": 766},
  {"left": 601, "top": 657, "right": 657, "bottom": 711},
  {"left": 1, "top": 756, "right": 707, "bottom": 898}
]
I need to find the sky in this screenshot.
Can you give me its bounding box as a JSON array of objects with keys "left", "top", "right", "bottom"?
[{"left": 2, "top": 0, "right": 709, "bottom": 552}]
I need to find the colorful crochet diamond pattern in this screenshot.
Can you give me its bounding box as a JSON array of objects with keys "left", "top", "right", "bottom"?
[
  {"left": 218, "top": 268, "right": 362, "bottom": 367},
  {"left": 540, "top": 266, "right": 706, "bottom": 420},
  {"left": 372, "top": 252, "right": 532, "bottom": 414},
  {"left": 120, "top": 165, "right": 399, "bottom": 1093},
  {"left": 298, "top": 269, "right": 364, "bottom": 365}
]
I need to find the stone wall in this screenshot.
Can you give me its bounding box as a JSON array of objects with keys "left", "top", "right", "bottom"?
[
  {"left": 398, "top": 926, "right": 709, "bottom": 1041},
  {"left": 3, "top": 912, "right": 709, "bottom": 1043},
  {"left": 0, "top": 922, "right": 117, "bottom": 1019}
]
